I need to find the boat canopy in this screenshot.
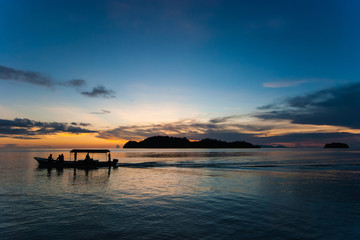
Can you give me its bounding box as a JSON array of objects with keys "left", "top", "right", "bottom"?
[{"left": 70, "top": 149, "right": 110, "bottom": 153}]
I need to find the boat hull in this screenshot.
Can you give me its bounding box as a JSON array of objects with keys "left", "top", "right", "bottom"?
[{"left": 34, "top": 157, "right": 117, "bottom": 168}]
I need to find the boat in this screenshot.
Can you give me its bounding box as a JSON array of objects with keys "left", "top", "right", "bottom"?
[{"left": 34, "top": 149, "right": 118, "bottom": 168}]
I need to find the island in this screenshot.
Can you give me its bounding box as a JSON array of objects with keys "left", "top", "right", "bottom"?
[
  {"left": 324, "top": 142, "right": 349, "bottom": 148},
  {"left": 123, "top": 136, "right": 261, "bottom": 148}
]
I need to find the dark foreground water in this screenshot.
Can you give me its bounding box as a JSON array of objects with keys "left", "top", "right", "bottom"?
[{"left": 1, "top": 148, "right": 360, "bottom": 239}]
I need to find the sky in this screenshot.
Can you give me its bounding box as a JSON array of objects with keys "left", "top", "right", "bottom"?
[{"left": 1, "top": 0, "right": 360, "bottom": 148}]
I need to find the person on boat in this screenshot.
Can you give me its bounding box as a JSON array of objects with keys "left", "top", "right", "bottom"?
[
  {"left": 108, "top": 153, "right": 111, "bottom": 162},
  {"left": 48, "top": 154, "right": 53, "bottom": 162},
  {"left": 85, "top": 152, "right": 91, "bottom": 162},
  {"left": 58, "top": 154, "right": 64, "bottom": 163},
  {"left": 56, "top": 154, "right": 61, "bottom": 162}
]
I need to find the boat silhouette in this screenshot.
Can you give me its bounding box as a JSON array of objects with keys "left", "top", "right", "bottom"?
[{"left": 34, "top": 149, "right": 118, "bottom": 168}]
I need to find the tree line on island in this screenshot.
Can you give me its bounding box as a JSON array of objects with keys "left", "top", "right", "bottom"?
[
  {"left": 123, "top": 136, "right": 261, "bottom": 148},
  {"left": 122, "top": 136, "right": 350, "bottom": 149},
  {"left": 323, "top": 142, "right": 349, "bottom": 148}
]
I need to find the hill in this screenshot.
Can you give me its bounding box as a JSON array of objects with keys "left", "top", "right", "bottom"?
[
  {"left": 123, "top": 136, "right": 260, "bottom": 148},
  {"left": 324, "top": 142, "right": 349, "bottom": 148}
]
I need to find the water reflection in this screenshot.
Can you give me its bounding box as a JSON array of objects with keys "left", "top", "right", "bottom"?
[
  {"left": 36, "top": 166, "right": 112, "bottom": 185},
  {"left": 1, "top": 149, "right": 360, "bottom": 239}
]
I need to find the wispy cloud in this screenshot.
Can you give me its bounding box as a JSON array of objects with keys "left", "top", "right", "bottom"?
[
  {"left": 263, "top": 80, "right": 307, "bottom": 88},
  {"left": 96, "top": 117, "right": 276, "bottom": 141},
  {"left": 90, "top": 109, "right": 111, "bottom": 114},
  {"left": 71, "top": 122, "right": 92, "bottom": 126},
  {"left": 63, "top": 79, "right": 87, "bottom": 88},
  {"left": 81, "top": 86, "right": 115, "bottom": 98},
  {"left": 0, "top": 65, "right": 115, "bottom": 98},
  {"left": 209, "top": 115, "right": 240, "bottom": 124},
  {"left": 0, "top": 65, "right": 53, "bottom": 87},
  {"left": 0, "top": 118, "right": 97, "bottom": 139}
]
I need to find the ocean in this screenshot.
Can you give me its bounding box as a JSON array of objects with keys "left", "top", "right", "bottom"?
[{"left": 1, "top": 148, "right": 360, "bottom": 239}]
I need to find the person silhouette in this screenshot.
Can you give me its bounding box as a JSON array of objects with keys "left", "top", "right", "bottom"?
[
  {"left": 108, "top": 153, "right": 111, "bottom": 162},
  {"left": 48, "top": 154, "right": 53, "bottom": 162},
  {"left": 85, "top": 152, "right": 90, "bottom": 162}
]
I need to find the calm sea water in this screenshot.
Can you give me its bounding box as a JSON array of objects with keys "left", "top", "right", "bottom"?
[{"left": 1, "top": 148, "right": 360, "bottom": 239}]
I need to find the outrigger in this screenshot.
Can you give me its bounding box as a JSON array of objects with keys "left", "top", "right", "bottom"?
[{"left": 34, "top": 149, "right": 118, "bottom": 168}]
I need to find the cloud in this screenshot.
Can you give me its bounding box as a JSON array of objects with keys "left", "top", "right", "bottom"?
[
  {"left": 71, "top": 122, "right": 92, "bottom": 126},
  {"left": 96, "top": 116, "right": 360, "bottom": 147},
  {"left": 79, "top": 122, "right": 92, "bottom": 126},
  {"left": 263, "top": 80, "right": 307, "bottom": 88},
  {"left": 209, "top": 115, "right": 239, "bottom": 124},
  {"left": 12, "top": 136, "right": 42, "bottom": 140},
  {"left": 81, "top": 86, "right": 115, "bottom": 98},
  {"left": 96, "top": 117, "right": 274, "bottom": 142},
  {"left": 63, "top": 79, "right": 87, "bottom": 88},
  {"left": 0, "top": 65, "right": 115, "bottom": 98},
  {"left": 90, "top": 110, "right": 111, "bottom": 114},
  {"left": 0, "top": 65, "right": 53, "bottom": 87},
  {"left": 0, "top": 118, "right": 97, "bottom": 139},
  {"left": 97, "top": 120, "right": 207, "bottom": 140},
  {"left": 257, "top": 83, "right": 360, "bottom": 129}
]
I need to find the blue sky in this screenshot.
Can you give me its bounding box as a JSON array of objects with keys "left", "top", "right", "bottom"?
[{"left": 1, "top": 0, "right": 360, "bottom": 147}]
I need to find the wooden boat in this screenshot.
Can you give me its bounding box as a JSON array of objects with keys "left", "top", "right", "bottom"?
[{"left": 34, "top": 149, "right": 118, "bottom": 168}]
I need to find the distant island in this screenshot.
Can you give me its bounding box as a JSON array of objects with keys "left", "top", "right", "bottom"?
[
  {"left": 324, "top": 142, "right": 349, "bottom": 148},
  {"left": 123, "top": 136, "right": 261, "bottom": 148}
]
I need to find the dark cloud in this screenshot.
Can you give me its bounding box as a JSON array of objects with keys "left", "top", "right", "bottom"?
[
  {"left": 81, "top": 86, "right": 115, "bottom": 98},
  {"left": 0, "top": 65, "right": 115, "bottom": 98},
  {"left": 79, "top": 123, "right": 92, "bottom": 126},
  {"left": 257, "top": 83, "right": 360, "bottom": 129},
  {"left": 66, "top": 126, "right": 96, "bottom": 134},
  {"left": 209, "top": 115, "right": 238, "bottom": 124},
  {"left": 0, "top": 118, "right": 97, "bottom": 139},
  {"left": 90, "top": 110, "right": 111, "bottom": 114},
  {"left": 12, "top": 136, "right": 42, "bottom": 140},
  {"left": 0, "top": 65, "right": 53, "bottom": 87},
  {"left": 70, "top": 122, "right": 92, "bottom": 126}
]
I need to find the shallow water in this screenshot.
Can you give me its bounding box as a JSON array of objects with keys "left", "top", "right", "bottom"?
[{"left": 1, "top": 148, "right": 360, "bottom": 239}]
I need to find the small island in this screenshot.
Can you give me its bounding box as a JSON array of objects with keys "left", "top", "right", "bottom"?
[
  {"left": 324, "top": 142, "right": 349, "bottom": 148},
  {"left": 123, "top": 136, "right": 260, "bottom": 148}
]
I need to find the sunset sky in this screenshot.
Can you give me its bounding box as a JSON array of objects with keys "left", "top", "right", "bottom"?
[{"left": 1, "top": 0, "right": 360, "bottom": 148}]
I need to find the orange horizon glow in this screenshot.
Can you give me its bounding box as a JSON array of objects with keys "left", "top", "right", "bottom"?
[{"left": 0, "top": 133, "right": 127, "bottom": 149}]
